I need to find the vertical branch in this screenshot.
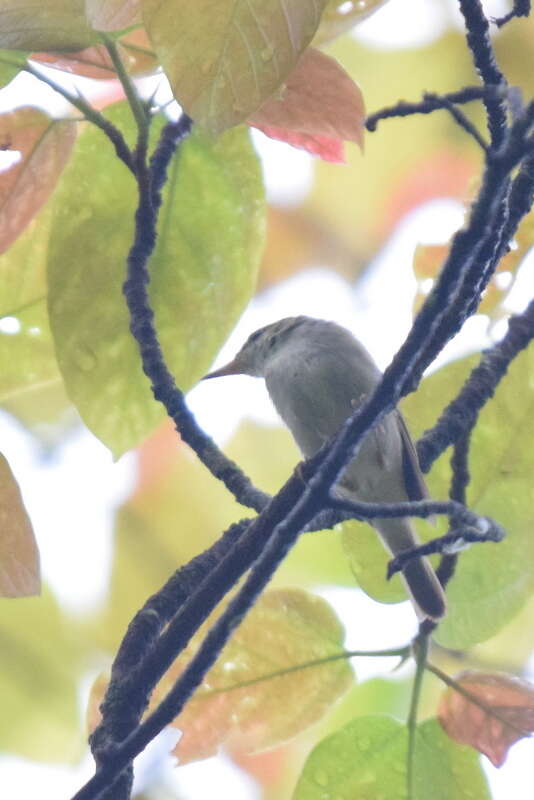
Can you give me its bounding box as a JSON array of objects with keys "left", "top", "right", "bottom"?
[
  {"left": 458, "top": 0, "right": 508, "bottom": 146},
  {"left": 435, "top": 432, "right": 472, "bottom": 587}
]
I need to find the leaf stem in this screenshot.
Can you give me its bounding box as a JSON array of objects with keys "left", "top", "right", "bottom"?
[
  {"left": 406, "top": 631, "right": 429, "bottom": 799},
  {"left": 197, "top": 645, "right": 411, "bottom": 698},
  {"left": 21, "top": 61, "right": 135, "bottom": 174},
  {"left": 101, "top": 34, "right": 150, "bottom": 162}
]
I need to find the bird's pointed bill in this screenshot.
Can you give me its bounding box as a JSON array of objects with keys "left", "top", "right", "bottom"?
[{"left": 203, "top": 359, "right": 242, "bottom": 379}]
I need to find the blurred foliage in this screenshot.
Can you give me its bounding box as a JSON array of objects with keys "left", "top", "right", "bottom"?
[
  {"left": 0, "top": 588, "right": 82, "bottom": 761},
  {"left": 0, "top": 2, "right": 533, "bottom": 799},
  {"left": 404, "top": 346, "right": 534, "bottom": 649},
  {"left": 47, "top": 103, "right": 265, "bottom": 458}
]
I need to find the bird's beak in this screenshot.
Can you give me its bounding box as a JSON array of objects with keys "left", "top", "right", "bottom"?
[{"left": 202, "top": 359, "right": 242, "bottom": 380}]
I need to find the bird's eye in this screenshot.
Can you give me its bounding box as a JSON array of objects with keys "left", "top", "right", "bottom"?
[
  {"left": 268, "top": 335, "right": 278, "bottom": 349},
  {"left": 248, "top": 330, "right": 262, "bottom": 344}
]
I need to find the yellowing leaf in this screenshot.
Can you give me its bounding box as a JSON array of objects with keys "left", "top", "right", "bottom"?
[
  {"left": 143, "top": 0, "right": 328, "bottom": 134},
  {"left": 47, "top": 104, "right": 265, "bottom": 456},
  {"left": 0, "top": 453, "right": 39, "bottom": 597},
  {"left": 85, "top": 0, "right": 141, "bottom": 31},
  {"left": 0, "top": 108, "right": 77, "bottom": 254},
  {"left": 0, "top": 0, "right": 94, "bottom": 51},
  {"left": 249, "top": 47, "right": 364, "bottom": 155},
  {"left": 158, "top": 589, "right": 351, "bottom": 763},
  {"left": 438, "top": 671, "right": 534, "bottom": 767},
  {"left": 314, "top": 0, "right": 392, "bottom": 45}
]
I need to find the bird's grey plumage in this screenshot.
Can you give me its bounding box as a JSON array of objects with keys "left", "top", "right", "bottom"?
[{"left": 205, "top": 316, "right": 446, "bottom": 620}]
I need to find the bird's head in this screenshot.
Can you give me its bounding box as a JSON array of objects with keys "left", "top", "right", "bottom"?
[{"left": 203, "top": 316, "right": 311, "bottom": 379}]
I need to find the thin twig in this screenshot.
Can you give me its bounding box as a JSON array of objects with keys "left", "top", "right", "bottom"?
[
  {"left": 458, "top": 0, "right": 509, "bottom": 147},
  {"left": 417, "top": 298, "right": 534, "bottom": 472},
  {"left": 366, "top": 86, "right": 494, "bottom": 132},
  {"left": 22, "top": 62, "right": 136, "bottom": 174},
  {"left": 101, "top": 34, "right": 150, "bottom": 166},
  {"left": 494, "top": 0, "right": 531, "bottom": 28}
]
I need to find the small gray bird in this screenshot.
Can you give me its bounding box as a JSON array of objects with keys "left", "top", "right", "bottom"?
[{"left": 204, "top": 316, "right": 446, "bottom": 620}]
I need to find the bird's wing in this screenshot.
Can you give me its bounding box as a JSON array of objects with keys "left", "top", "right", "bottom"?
[{"left": 395, "top": 410, "right": 430, "bottom": 501}]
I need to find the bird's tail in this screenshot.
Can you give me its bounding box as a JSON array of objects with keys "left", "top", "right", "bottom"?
[{"left": 374, "top": 517, "right": 446, "bottom": 621}]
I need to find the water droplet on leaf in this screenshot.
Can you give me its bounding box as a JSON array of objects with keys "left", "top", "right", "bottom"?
[
  {"left": 314, "top": 770, "right": 329, "bottom": 787},
  {"left": 74, "top": 345, "right": 97, "bottom": 372}
]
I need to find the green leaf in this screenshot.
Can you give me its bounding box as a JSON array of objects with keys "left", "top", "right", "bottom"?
[
  {"left": 0, "top": 300, "right": 63, "bottom": 409},
  {"left": 226, "top": 420, "right": 354, "bottom": 588},
  {"left": 142, "top": 0, "right": 329, "bottom": 134},
  {"left": 342, "top": 519, "right": 407, "bottom": 604},
  {"left": 404, "top": 346, "right": 534, "bottom": 648},
  {"left": 293, "top": 714, "right": 407, "bottom": 800},
  {"left": 0, "top": 49, "right": 26, "bottom": 86},
  {"left": 0, "top": 587, "right": 82, "bottom": 761},
  {"left": 0, "top": 200, "right": 67, "bottom": 424},
  {"left": 0, "top": 0, "right": 95, "bottom": 51},
  {"left": 414, "top": 719, "right": 490, "bottom": 800},
  {"left": 47, "top": 103, "right": 265, "bottom": 457},
  {"left": 294, "top": 715, "right": 490, "bottom": 800}
]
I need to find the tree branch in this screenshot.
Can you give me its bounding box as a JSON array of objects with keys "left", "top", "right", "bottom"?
[
  {"left": 494, "top": 0, "right": 531, "bottom": 28},
  {"left": 458, "top": 0, "right": 508, "bottom": 146},
  {"left": 23, "top": 62, "right": 136, "bottom": 174},
  {"left": 417, "top": 297, "right": 534, "bottom": 471}
]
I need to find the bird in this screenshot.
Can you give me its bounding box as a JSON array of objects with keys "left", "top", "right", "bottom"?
[{"left": 203, "top": 316, "right": 446, "bottom": 620}]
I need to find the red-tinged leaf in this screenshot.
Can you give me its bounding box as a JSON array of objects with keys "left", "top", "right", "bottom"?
[
  {"left": 249, "top": 48, "right": 364, "bottom": 152},
  {"left": 143, "top": 0, "right": 329, "bottom": 135},
  {"left": 32, "top": 28, "right": 157, "bottom": 80},
  {"left": 438, "top": 670, "right": 534, "bottom": 767},
  {"left": 0, "top": 108, "right": 77, "bottom": 253},
  {"left": 0, "top": 453, "right": 40, "bottom": 597},
  {"left": 87, "top": 590, "right": 352, "bottom": 764},
  {"left": 170, "top": 590, "right": 352, "bottom": 763},
  {"left": 85, "top": 0, "right": 141, "bottom": 31},
  {"left": 255, "top": 124, "right": 345, "bottom": 162}
]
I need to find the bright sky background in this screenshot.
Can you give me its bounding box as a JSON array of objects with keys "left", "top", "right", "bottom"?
[{"left": 1, "top": 1, "right": 533, "bottom": 798}]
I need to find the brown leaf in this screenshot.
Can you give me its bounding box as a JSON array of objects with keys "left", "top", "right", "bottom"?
[
  {"left": 0, "top": 107, "right": 77, "bottom": 253},
  {"left": 438, "top": 670, "right": 534, "bottom": 767},
  {"left": 0, "top": 453, "right": 40, "bottom": 597},
  {"left": 249, "top": 48, "right": 364, "bottom": 152}
]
